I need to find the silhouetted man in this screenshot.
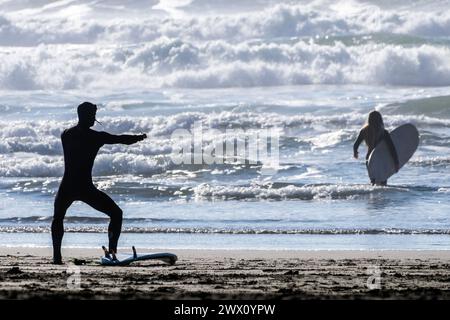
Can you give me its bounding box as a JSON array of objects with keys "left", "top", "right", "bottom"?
[{"left": 52, "top": 102, "right": 147, "bottom": 264}]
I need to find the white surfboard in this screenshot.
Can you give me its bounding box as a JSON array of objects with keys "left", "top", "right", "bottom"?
[
  {"left": 367, "top": 123, "right": 419, "bottom": 184},
  {"left": 100, "top": 246, "right": 177, "bottom": 266}
]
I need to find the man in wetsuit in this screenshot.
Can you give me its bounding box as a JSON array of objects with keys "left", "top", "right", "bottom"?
[{"left": 51, "top": 102, "right": 147, "bottom": 264}]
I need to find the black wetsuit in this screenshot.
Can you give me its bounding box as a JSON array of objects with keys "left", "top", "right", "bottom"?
[
  {"left": 353, "top": 127, "right": 399, "bottom": 184},
  {"left": 51, "top": 125, "right": 144, "bottom": 260}
]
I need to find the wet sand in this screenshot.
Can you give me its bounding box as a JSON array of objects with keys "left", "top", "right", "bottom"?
[{"left": 1, "top": 247, "right": 450, "bottom": 299}]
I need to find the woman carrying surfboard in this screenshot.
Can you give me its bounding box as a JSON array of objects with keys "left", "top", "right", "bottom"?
[{"left": 353, "top": 111, "right": 400, "bottom": 185}]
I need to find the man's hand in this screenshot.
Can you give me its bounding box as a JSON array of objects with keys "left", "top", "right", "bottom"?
[
  {"left": 137, "top": 134, "right": 147, "bottom": 141},
  {"left": 122, "top": 134, "right": 147, "bottom": 145},
  {"left": 353, "top": 150, "right": 358, "bottom": 159}
]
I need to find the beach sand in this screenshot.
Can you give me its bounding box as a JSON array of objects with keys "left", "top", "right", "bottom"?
[{"left": 1, "top": 247, "right": 450, "bottom": 299}]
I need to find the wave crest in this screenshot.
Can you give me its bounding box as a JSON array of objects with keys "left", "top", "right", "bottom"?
[
  {"left": 1, "top": 1, "right": 450, "bottom": 89},
  {"left": 1, "top": 225, "right": 450, "bottom": 235}
]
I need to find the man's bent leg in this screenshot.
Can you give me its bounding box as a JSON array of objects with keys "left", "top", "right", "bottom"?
[
  {"left": 51, "top": 192, "right": 73, "bottom": 264},
  {"left": 82, "top": 188, "right": 123, "bottom": 254}
]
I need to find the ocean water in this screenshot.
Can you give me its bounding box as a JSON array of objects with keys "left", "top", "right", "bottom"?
[{"left": 1, "top": 0, "right": 450, "bottom": 250}]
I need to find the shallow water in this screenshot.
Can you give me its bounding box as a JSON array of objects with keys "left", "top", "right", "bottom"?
[{"left": 1, "top": 85, "right": 450, "bottom": 249}]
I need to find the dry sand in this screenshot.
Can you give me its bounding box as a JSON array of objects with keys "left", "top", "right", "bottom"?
[{"left": 1, "top": 247, "right": 450, "bottom": 299}]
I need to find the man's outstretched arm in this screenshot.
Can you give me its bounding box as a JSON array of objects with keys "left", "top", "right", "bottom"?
[{"left": 100, "top": 132, "right": 147, "bottom": 145}]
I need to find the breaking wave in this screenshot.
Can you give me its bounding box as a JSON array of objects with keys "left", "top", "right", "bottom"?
[
  {"left": 1, "top": 102, "right": 450, "bottom": 178},
  {"left": 1, "top": 1, "right": 450, "bottom": 90},
  {"left": 1, "top": 225, "right": 450, "bottom": 235},
  {"left": 1, "top": 39, "right": 450, "bottom": 90}
]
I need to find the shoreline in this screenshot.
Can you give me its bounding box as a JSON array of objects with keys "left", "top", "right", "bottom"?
[
  {"left": 1, "top": 247, "right": 450, "bottom": 299},
  {"left": 4, "top": 247, "right": 450, "bottom": 258},
  {"left": 3, "top": 232, "right": 450, "bottom": 251}
]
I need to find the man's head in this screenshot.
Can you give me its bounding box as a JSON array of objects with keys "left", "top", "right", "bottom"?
[{"left": 77, "top": 102, "right": 97, "bottom": 128}]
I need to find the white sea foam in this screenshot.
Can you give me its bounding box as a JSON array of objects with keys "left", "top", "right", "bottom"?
[
  {"left": 0, "top": 106, "right": 446, "bottom": 177},
  {"left": 410, "top": 156, "right": 450, "bottom": 167},
  {"left": 0, "top": 154, "right": 63, "bottom": 177},
  {"left": 1, "top": 40, "right": 450, "bottom": 90},
  {"left": 0, "top": 1, "right": 450, "bottom": 90},
  {"left": 2, "top": 1, "right": 450, "bottom": 43},
  {"left": 0, "top": 109, "right": 448, "bottom": 156},
  {"left": 0, "top": 153, "right": 172, "bottom": 177},
  {"left": 437, "top": 187, "right": 450, "bottom": 193},
  {"left": 192, "top": 182, "right": 398, "bottom": 200}
]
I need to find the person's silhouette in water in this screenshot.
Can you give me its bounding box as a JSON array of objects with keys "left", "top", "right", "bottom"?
[
  {"left": 353, "top": 110, "right": 399, "bottom": 186},
  {"left": 52, "top": 102, "right": 147, "bottom": 264}
]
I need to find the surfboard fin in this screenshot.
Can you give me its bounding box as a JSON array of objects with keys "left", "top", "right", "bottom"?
[{"left": 132, "top": 246, "right": 137, "bottom": 259}]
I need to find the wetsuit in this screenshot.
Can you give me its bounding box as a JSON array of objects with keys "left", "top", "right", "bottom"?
[
  {"left": 52, "top": 125, "right": 145, "bottom": 260},
  {"left": 353, "top": 127, "right": 399, "bottom": 184}
]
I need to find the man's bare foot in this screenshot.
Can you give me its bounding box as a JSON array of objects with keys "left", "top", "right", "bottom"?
[
  {"left": 102, "top": 246, "right": 111, "bottom": 259},
  {"left": 109, "top": 249, "right": 117, "bottom": 261}
]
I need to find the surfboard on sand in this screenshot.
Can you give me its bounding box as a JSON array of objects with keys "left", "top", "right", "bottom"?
[
  {"left": 100, "top": 246, "right": 178, "bottom": 266},
  {"left": 367, "top": 123, "right": 419, "bottom": 184}
]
